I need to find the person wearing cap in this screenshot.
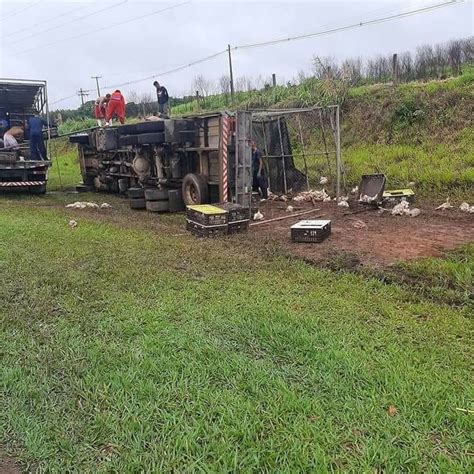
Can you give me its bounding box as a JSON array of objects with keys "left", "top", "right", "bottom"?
[
  {"left": 153, "top": 81, "right": 169, "bottom": 116},
  {"left": 105, "top": 90, "right": 126, "bottom": 125}
]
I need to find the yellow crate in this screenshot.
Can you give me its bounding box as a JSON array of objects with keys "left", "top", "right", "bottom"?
[{"left": 186, "top": 205, "right": 227, "bottom": 215}]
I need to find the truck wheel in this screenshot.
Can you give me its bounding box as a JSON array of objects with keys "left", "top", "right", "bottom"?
[
  {"left": 129, "top": 198, "right": 146, "bottom": 210},
  {"left": 182, "top": 173, "right": 209, "bottom": 205},
  {"left": 145, "top": 188, "right": 169, "bottom": 201},
  {"left": 146, "top": 200, "right": 170, "bottom": 212},
  {"left": 29, "top": 184, "right": 47, "bottom": 194},
  {"left": 183, "top": 173, "right": 209, "bottom": 206},
  {"left": 128, "top": 186, "right": 145, "bottom": 199}
]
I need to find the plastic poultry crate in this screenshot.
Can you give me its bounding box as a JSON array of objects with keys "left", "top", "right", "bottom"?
[
  {"left": 227, "top": 220, "right": 250, "bottom": 234},
  {"left": 216, "top": 203, "right": 250, "bottom": 222},
  {"left": 291, "top": 220, "right": 331, "bottom": 243},
  {"left": 186, "top": 220, "right": 228, "bottom": 238},
  {"left": 186, "top": 205, "right": 228, "bottom": 226},
  {"left": 358, "top": 174, "right": 386, "bottom": 204}
]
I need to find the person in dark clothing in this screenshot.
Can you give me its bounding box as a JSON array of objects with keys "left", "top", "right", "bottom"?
[
  {"left": 28, "top": 115, "right": 47, "bottom": 160},
  {"left": 153, "top": 81, "right": 169, "bottom": 115},
  {"left": 252, "top": 141, "right": 268, "bottom": 199}
]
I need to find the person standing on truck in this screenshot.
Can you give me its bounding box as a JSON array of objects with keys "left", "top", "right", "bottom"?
[
  {"left": 28, "top": 115, "right": 47, "bottom": 160},
  {"left": 94, "top": 94, "right": 111, "bottom": 126},
  {"left": 105, "top": 90, "right": 126, "bottom": 125},
  {"left": 153, "top": 81, "right": 169, "bottom": 116},
  {"left": 252, "top": 141, "right": 268, "bottom": 199}
]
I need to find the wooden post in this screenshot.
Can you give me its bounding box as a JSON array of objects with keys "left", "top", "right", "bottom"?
[
  {"left": 335, "top": 105, "right": 341, "bottom": 201},
  {"left": 392, "top": 53, "right": 399, "bottom": 85},
  {"left": 228, "top": 44, "right": 235, "bottom": 103}
]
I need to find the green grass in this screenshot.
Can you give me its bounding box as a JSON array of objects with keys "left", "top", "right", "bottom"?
[
  {"left": 0, "top": 196, "right": 473, "bottom": 472},
  {"left": 48, "top": 139, "right": 82, "bottom": 191}
]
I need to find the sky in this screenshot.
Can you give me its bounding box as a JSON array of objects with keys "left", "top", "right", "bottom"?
[{"left": 0, "top": 0, "right": 472, "bottom": 109}]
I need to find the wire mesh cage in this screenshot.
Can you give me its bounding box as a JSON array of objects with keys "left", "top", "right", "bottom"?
[{"left": 251, "top": 105, "right": 344, "bottom": 197}]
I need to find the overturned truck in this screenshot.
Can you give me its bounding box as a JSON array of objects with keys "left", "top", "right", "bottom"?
[{"left": 70, "top": 111, "right": 307, "bottom": 211}]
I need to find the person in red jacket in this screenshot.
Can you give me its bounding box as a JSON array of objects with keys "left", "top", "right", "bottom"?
[
  {"left": 105, "top": 90, "right": 126, "bottom": 125},
  {"left": 93, "top": 94, "right": 111, "bottom": 126}
]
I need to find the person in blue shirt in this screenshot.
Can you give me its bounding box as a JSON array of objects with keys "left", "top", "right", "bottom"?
[{"left": 28, "top": 115, "right": 47, "bottom": 160}]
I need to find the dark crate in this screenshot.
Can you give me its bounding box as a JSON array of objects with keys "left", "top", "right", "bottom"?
[
  {"left": 186, "top": 205, "right": 228, "bottom": 226},
  {"left": 291, "top": 220, "right": 331, "bottom": 243},
  {"left": 186, "top": 220, "right": 228, "bottom": 238},
  {"left": 358, "top": 173, "right": 386, "bottom": 204},
  {"left": 216, "top": 203, "right": 250, "bottom": 222},
  {"left": 227, "top": 220, "right": 249, "bottom": 234}
]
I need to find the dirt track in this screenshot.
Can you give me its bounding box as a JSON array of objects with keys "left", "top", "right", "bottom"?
[{"left": 251, "top": 199, "right": 474, "bottom": 267}]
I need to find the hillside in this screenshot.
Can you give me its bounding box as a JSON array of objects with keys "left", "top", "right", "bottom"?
[{"left": 171, "top": 71, "right": 474, "bottom": 197}]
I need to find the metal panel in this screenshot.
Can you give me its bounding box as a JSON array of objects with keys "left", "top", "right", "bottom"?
[{"left": 234, "top": 111, "right": 252, "bottom": 208}]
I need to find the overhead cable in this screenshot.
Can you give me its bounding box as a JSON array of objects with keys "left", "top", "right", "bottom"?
[
  {"left": 232, "top": 0, "right": 465, "bottom": 51},
  {"left": 10, "top": 0, "right": 128, "bottom": 46},
  {"left": 14, "top": 1, "right": 189, "bottom": 54}
]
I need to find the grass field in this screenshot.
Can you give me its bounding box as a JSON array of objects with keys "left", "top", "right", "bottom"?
[{"left": 1, "top": 179, "right": 473, "bottom": 471}]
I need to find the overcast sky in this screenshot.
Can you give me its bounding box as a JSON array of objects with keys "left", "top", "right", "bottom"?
[{"left": 0, "top": 0, "right": 472, "bottom": 109}]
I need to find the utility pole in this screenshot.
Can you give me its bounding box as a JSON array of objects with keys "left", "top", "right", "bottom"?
[
  {"left": 91, "top": 75, "right": 102, "bottom": 96},
  {"left": 77, "top": 88, "right": 89, "bottom": 106},
  {"left": 227, "top": 44, "right": 235, "bottom": 103},
  {"left": 272, "top": 73, "right": 276, "bottom": 87}
]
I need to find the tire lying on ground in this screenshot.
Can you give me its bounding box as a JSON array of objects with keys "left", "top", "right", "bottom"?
[
  {"left": 128, "top": 186, "right": 145, "bottom": 199},
  {"left": 144, "top": 188, "right": 169, "bottom": 201},
  {"left": 146, "top": 200, "right": 170, "bottom": 212},
  {"left": 129, "top": 198, "right": 146, "bottom": 209},
  {"left": 182, "top": 173, "right": 209, "bottom": 205}
]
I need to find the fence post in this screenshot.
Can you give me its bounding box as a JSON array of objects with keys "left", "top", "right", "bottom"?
[
  {"left": 392, "top": 53, "right": 399, "bottom": 85},
  {"left": 335, "top": 105, "right": 341, "bottom": 201},
  {"left": 228, "top": 44, "right": 235, "bottom": 104}
]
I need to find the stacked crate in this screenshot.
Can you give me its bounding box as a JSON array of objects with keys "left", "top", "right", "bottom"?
[
  {"left": 186, "top": 205, "right": 228, "bottom": 237},
  {"left": 216, "top": 203, "right": 250, "bottom": 235}
]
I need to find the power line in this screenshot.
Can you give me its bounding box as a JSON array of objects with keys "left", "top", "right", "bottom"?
[
  {"left": 233, "top": 0, "right": 465, "bottom": 51},
  {"left": 0, "top": 0, "right": 42, "bottom": 23},
  {"left": 14, "top": 1, "right": 190, "bottom": 55},
  {"left": 102, "top": 49, "right": 227, "bottom": 90},
  {"left": 1, "top": 2, "right": 92, "bottom": 39},
  {"left": 48, "top": 0, "right": 464, "bottom": 106},
  {"left": 8, "top": 0, "right": 128, "bottom": 46}
]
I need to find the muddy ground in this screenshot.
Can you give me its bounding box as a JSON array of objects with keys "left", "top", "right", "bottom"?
[
  {"left": 252, "top": 199, "right": 474, "bottom": 267},
  {"left": 49, "top": 193, "right": 474, "bottom": 269}
]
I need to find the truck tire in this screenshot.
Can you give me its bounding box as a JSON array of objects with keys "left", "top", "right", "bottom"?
[
  {"left": 129, "top": 198, "right": 146, "bottom": 209},
  {"left": 146, "top": 200, "right": 170, "bottom": 212},
  {"left": 29, "top": 184, "right": 47, "bottom": 194},
  {"left": 182, "top": 173, "right": 209, "bottom": 206},
  {"left": 128, "top": 186, "right": 145, "bottom": 199},
  {"left": 136, "top": 121, "right": 165, "bottom": 133},
  {"left": 137, "top": 132, "right": 165, "bottom": 145},
  {"left": 145, "top": 188, "right": 169, "bottom": 201}
]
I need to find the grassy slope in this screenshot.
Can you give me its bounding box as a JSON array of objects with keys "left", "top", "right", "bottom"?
[
  {"left": 0, "top": 194, "right": 473, "bottom": 472},
  {"left": 171, "top": 71, "right": 474, "bottom": 198}
]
